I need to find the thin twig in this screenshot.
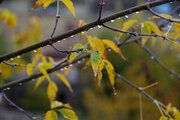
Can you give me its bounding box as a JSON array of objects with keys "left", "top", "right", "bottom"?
[
  {"left": 0, "top": 0, "right": 178, "bottom": 62},
  {"left": 136, "top": 41, "right": 180, "bottom": 79},
  {"left": 102, "top": 23, "right": 174, "bottom": 40},
  {"left": 146, "top": 1, "right": 180, "bottom": 23},
  {"left": 139, "top": 93, "right": 143, "bottom": 120},
  {"left": 1, "top": 92, "right": 34, "bottom": 119}
]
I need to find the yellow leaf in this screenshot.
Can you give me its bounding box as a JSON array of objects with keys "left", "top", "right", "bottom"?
[
  {"left": 58, "top": 108, "right": 78, "bottom": 120},
  {"left": 45, "top": 111, "right": 58, "bottom": 120},
  {"left": 104, "top": 60, "right": 115, "bottom": 88},
  {"left": 102, "top": 40, "right": 127, "bottom": 61},
  {"left": 61, "top": 0, "right": 76, "bottom": 17},
  {"left": 81, "top": 58, "right": 91, "bottom": 72},
  {"left": 27, "top": 63, "right": 35, "bottom": 76},
  {"left": 141, "top": 23, "right": 151, "bottom": 47},
  {"left": 152, "top": 14, "right": 172, "bottom": 19},
  {"left": 119, "top": 20, "right": 138, "bottom": 37},
  {"left": 51, "top": 101, "right": 63, "bottom": 109},
  {"left": 174, "top": 19, "right": 180, "bottom": 40},
  {"left": 33, "top": 76, "right": 45, "bottom": 91},
  {"left": 144, "top": 21, "right": 162, "bottom": 36},
  {"left": 56, "top": 73, "right": 73, "bottom": 93},
  {"left": 37, "top": 66, "right": 51, "bottom": 82},
  {"left": 87, "top": 36, "right": 96, "bottom": 51},
  {"left": 69, "top": 43, "right": 84, "bottom": 63},
  {"left": 47, "top": 81, "right": 58, "bottom": 102},
  {"left": 33, "top": 0, "right": 55, "bottom": 9},
  {"left": 90, "top": 52, "right": 101, "bottom": 78},
  {"left": 159, "top": 116, "right": 168, "bottom": 120},
  {"left": 0, "top": 9, "right": 17, "bottom": 28},
  {"left": 93, "top": 37, "right": 108, "bottom": 59}
]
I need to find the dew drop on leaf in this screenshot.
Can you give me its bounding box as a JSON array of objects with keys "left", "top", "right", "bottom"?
[{"left": 33, "top": 50, "right": 37, "bottom": 53}]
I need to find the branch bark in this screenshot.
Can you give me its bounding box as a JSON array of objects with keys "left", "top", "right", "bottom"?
[{"left": 0, "top": 0, "right": 178, "bottom": 63}]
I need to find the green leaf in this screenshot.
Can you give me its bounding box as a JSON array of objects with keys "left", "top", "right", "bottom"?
[
  {"left": 58, "top": 108, "right": 78, "bottom": 120},
  {"left": 90, "top": 52, "right": 101, "bottom": 78},
  {"left": 45, "top": 111, "right": 58, "bottom": 120}
]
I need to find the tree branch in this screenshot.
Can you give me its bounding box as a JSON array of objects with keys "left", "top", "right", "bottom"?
[
  {"left": 146, "top": 1, "right": 180, "bottom": 23},
  {"left": 136, "top": 41, "right": 180, "bottom": 79},
  {"left": 0, "top": 0, "right": 178, "bottom": 63},
  {"left": 115, "top": 73, "right": 162, "bottom": 106},
  {"left": 1, "top": 92, "right": 34, "bottom": 119},
  {"left": 0, "top": 38, "right": 137, "bottom": 90}
]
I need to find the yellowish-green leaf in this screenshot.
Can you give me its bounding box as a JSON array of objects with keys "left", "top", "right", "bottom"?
[
  {"left": 33, "top": 76, "right": 45, "bottom": 91},
  {"left": 47, "top": 81, "right": 58, "bottom": 103},
  {"left": 56, "top": 73, "right": 73, "bottom": 93},
  {"left": 104, "top": 60, "right": 115, "bottom": 88},
  {"left": 61, "top": 0, "right": 76, "bottom": 17},
  {"left": 90, "top": 52, "right": 101, "bottom": 78},
  {"left": 32, "top": 57, "right": 41, "bottom": 65},
  {"left": 51, "top": 101, "right": 63, "bottom": 109},
  {"left": 97, "top": 60, "right": 105, "bottom": 86},
  {"left": 27, "top": 63, "right": 35, "bottom": 76},
  {"left": 69, "top": 43, "right": 84, "bottom": 63},
  {"left": 103, "top": 40, "right": 127, "bottom": 61},
  {"left": 152, "top": 14, "right": 172, "bottom": 19},
  {"left": 45, "top": 111, "right": 58, "bottom": 120},
  {"left": 58, "top": 108, "right": 78, "bottom": 120},
  {"left": 144, "top": 21, "right": 162, "bottom": 36},
  {"left": 141, "top": 23, "right": 151, "bottom": 47},
  {"left": 119, "top": 20, "right": 138, "bottom": 36}
]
